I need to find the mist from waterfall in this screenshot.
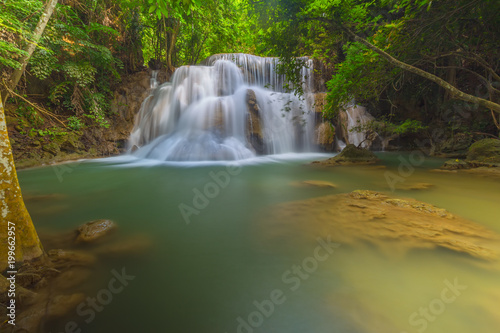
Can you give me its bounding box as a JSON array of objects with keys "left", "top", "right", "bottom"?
[{"left": 128, "top": 53, "right": 316, "bottom": 161}]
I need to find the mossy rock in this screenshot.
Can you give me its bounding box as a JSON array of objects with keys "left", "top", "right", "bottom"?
[
  {"left": 42, "top": 142, "right": 60, "bottom": 155},
  {"left": 313, "top": 144, "right": 379, "bottom": 166},
  {"left": 441, "top": 159, "right": 470, "bottom": 170},
  {"left": 467, "top": 139, "right": 500, "bottom": 163},
  {"left": 439, "top": 133, "right": 472, "bottom": 157}
]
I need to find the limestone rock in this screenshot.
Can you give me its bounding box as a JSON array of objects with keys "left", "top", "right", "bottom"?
[
  {"left": 16, "top": 293, "right": 86, "bottom": 333},
  {"left": 438, "top": 133, "right": 472, "bottom": 157},
  {"left": 442, "top": 159, "right": 470, "bottom": 170},
  {"left": 258, "top": 190, "right": 500, "bottom": 262},
  {"left": 312, "top": 144, "right": 379, "bottom": 166},
  {"left": 246, "top": 89, "right": 264, "bottom": 154},
  {"left": 292, "top": 180, "right": 337, "bottom": 188},
  {"left": 48, "top": 249, "right": 96, "bottom": 269},
  {"left": 315, "top": 122, "right": 335, "bottom": 151},
  {"left": 467, "top": 139, "right": 500, "bottom": 164},
  {"left": 75, "top": 219, "right": 117, "bottom": 243}
]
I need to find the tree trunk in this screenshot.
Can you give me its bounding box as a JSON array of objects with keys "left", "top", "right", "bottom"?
[
  {"left": 343, "top": 28, "right": 500, "bottom": 114},
  {"left": 165, "top": 17, "right": 180, "bottom": 74},
  {"left": 0, "top": 93, "right": 44, "bottom": 271},
  {"left": 1, "top": 0, "right": 59, "bottom": 104}
]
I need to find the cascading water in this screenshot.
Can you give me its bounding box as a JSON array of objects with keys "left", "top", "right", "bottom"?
[
  {"left": 128, "top": 53, "right": 316, "bottom": 161},
  {"left": 343, "top": 104, "right": 377, "bottom": 149}
]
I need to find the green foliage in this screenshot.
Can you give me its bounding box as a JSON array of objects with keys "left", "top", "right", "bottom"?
[
  {"left": 351, "top": 118, "right": 428, "bottom": 137},
  {"left": 83, "top": 91, "right": 110, "bottom": 128},
  {"left": 67, "top": 116, "right": 84, "bottom": 130},
  {"left": 0, "top": 0, "right": 43, "bottom": 70},
  {"left": 15, "top": 102, "right": 44, "bottom": 128},
  {"left": 30, "top": 126, "right": 67, "bottom": 139}
]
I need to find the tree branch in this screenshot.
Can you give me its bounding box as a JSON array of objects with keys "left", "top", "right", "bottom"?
[{"left": 339, "top": 27, "right": 500, "bottom": 114}]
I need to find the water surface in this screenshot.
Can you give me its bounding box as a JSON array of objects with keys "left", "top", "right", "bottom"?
[{"left": 18, "top": 153, "right": 500, "bottom": 333}]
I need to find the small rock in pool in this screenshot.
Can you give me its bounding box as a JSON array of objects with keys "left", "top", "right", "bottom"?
[{"left": 75, "top": 219, "right": 117, "bottom": 243}]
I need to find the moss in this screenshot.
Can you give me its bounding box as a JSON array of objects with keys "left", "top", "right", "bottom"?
[
  {"left": 466, "top": 139, "right": 500, "bottom": 163},
  {"left": 312, "top": 144, "right": 379, "bottom": 166},
  {"left": 336, "top": 144, "right": 377, "bottom": 160},
  {"left": 441, "top": 159, "right": 469, "bottom": 170},
  {"left": 42, "top": 142, "right": 60, "bottom": 155}
]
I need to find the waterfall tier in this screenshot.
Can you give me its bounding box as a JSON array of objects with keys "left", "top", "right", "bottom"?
[{"left": 128, "top": 54, "right": 316, "bottom": 161}]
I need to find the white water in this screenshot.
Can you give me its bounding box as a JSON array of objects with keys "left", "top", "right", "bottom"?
[
  {"left": 128, "top": 54, "right": 316, "bottom": 161},
  {"left": 345, "top": 105, "right": 375, "bottom": 149}
]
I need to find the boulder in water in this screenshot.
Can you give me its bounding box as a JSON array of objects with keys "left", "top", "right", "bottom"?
[
  {"left": 312, "top": 144, "right": 379, "bottom": 166},
  {"left": 75, "top": 219, "right": 117, "bottom": 243}
]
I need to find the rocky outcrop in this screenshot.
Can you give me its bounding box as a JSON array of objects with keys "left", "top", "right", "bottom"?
[
  {"left": 258, "top": 190, "right": 500, "bottom": 262},
  {"left": 315, "top": 122, "right": 335, "bottom": 151},
  {"left": 435, "top": 133, "right": 472, "bottom": 158},
  {"left": 440, "top": 138, "right": 500, "bottom": 170},
  {"left": 467, "top": 138, "right": 500, "bottom": 164},
  {"left": 246, "top": 89, "right": 264, "bottom": 154},
  {"left": 312, "top": 144, "right": 379, "bottom": 166}
]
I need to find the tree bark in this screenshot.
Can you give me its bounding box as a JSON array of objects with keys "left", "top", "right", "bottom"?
[
  {"left": 165, "top": 16, "right": 180, "bottom": 74},
  {"left": 343, "top": 28, "right": 500, "bottom": 114},
  {"left": 0, "top": 92, "right": 44, "bottom": 271},
  {"left": 1, "top": 0, "right": 59, "bottom": 104}
]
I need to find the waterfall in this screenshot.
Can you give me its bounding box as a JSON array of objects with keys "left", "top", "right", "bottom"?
[
  {"left": 128, "top": 53, "right": 316, "bottom": 161},
  {"left": 344, "top": 105, "right": 375, "bottom": 149}
]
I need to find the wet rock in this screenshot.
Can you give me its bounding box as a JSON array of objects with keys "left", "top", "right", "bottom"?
[
  {"left": 467, "top": 139, "right": 500, "bottom": 164},
  {"left": 246, "top": 89, "right": 264, "bottom": 154},
  {"left": 462, "top": 167, "right": 500, "bottom": 180},
  {"left": 16, "top": 272, "right": 43, "bottom": 289},
  {"left": 0, "top": 275, "right": 37, "bottom": 306},
  {"left": 53, "top": 268, "right": 92, "bottom": 291},
  {"left": 292, "top": 180, "right": 337, "bottom": 188},
  {"left": 75, "top": 219, "right": 117, "bottom": 243},
  {"left": 258, "top": 190, "right": 500, "bottom": 262},
  {"left": 398, "top": 182, "right": 434, "bottom": 190},
  {"left": 16, "top": 293, "right": 86, "bottom": 333},
  {"left": 315, "top": 122, "right": 335, "bottom": 151},
  {"left": 442, "top": 159, "right": 470, "bottom": 170},
  {"left": 437, "top": 133, "right": 472, "bottom": 158},
  {"left": 312, "top": 144, "right": 379, "bottom": 166},
  {"left": 93, "top": 234, "right": 153, "bottom": 258},
  {"left": 48, "top": 249, "right": 96, "bottom": 269}
]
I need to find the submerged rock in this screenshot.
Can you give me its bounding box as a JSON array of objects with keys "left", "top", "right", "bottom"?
[
  {"left": 16, "top": 293, "right": 86, "bottom": 333},
  {"left": 75, "top": 219, "right": 117, "bottom": 243},
  {"left": 258, "top": 190, "right": 500, "bottom": 261},
  {"left": 312, "top": 144, "right": 379, "bottom": 166},
  {"left": 291, "top": 180, "right": 337, "bottom": 188},
  {"left": 48, "top": 249, "right": 97, "bottom": 269}
]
